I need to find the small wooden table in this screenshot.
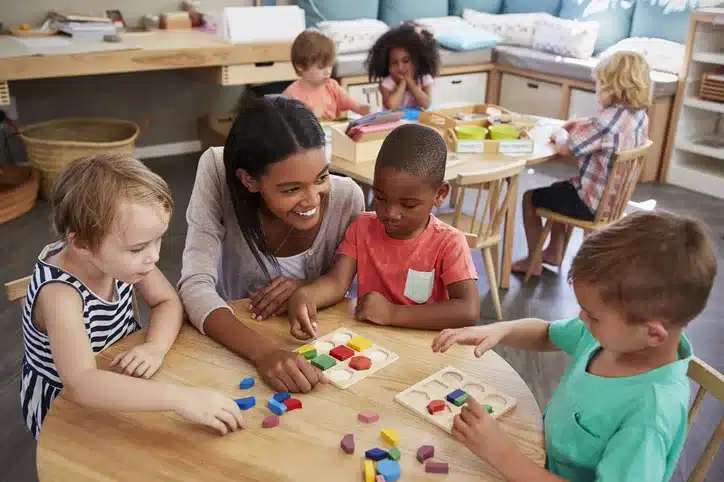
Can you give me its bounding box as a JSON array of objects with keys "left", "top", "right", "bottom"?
[
  {"left": 37, "top": 300, "right": 545, "bottom": 482},
  {"left": 331, "top": 119, "right": 562, "bottom": 289}
]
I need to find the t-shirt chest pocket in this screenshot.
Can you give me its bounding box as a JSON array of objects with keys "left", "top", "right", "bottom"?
[
  {"left": 404, "top": 269, "right": 435, "bottom": 303},
  {"left": 549, "top": 411, "right": 607, "bottom": 469}
]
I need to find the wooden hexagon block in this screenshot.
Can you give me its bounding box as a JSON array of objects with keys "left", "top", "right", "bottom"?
[{"left": 349, "top": 355, "right": 372, "bottom": 371}]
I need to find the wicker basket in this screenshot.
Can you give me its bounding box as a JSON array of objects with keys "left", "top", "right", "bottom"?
[
  {"left": 21, "top": 118, "right": 140, "bottom": 199},
  {"left": 0, "top": 165, "right": 39, "bottom": 224}
]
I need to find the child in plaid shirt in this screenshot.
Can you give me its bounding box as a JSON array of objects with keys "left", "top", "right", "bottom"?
[{"left": 513, "top": 51, "right": 651, "bottom": 277}]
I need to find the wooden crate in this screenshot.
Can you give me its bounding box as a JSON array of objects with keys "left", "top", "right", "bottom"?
[
  {"left": 198, "top": 114, "right": 234, "bottom": 151},
  {"left": 443, "top": 127, "right": 534, "bottom": 155},
  {"left": 330, "top": 123, "right": 389, "bottom": 164},
  {"left": 700, "top": 72, "right": 724, "bottom": 103},
  {"left": 218, "top": 62, "right": 296, "bottom": 86},
  {"left": 419, "top": 104, "right": 536, "bottom": 131}
]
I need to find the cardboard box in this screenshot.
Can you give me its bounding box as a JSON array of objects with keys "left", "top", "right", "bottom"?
[
  {"left": 198, "top": 114, "right": 234, "bottom": 151},
  {"left": 330, "top": 123, "right": 389, "bottom": 163}
]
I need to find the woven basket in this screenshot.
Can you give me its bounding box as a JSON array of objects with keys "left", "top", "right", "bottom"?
[
  {"left": 21, "top": 118, "right": 140, "bottom": 199},
  {"left": 0, "top": 165, "right": 39, "bottom": 224}
]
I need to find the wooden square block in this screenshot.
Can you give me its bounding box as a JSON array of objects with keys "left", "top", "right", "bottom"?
[
  {"left": 330, "top": 344, "right": 355, "bottom": 361},
  {"left": 348, "top": 335, "right": 373, "bottom": 352}
]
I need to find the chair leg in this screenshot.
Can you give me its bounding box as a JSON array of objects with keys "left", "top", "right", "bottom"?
[
  {"left": 449, "top": 183, "right": 459, "bottom": 208},
  {"left": 562, "top": 225, "right": 574, "bottom": 259},
  {"left": 482, "top": 247, "right": 503, "bottom": 321},
  {"left": 525, "top": 220, "right": 554, "bottom": 282}
]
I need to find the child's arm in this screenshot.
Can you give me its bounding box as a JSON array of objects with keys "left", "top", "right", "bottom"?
[
  {"left": 404, "top": 73, "right": 432, "bottom": 109},
  {"left": 37, "top": 283, "right": 245, "bottom": 434},
  {"left": 380, "top": 78, "right": 406, "bottom": 110},
  {"left": 432, "top": 319, "right": 559, "bottom": 356},
  {"left": 287, "top": 254, "right": 358, "bottom": 339},
  {"left": 355, "top": 279, "right": 479, "bottom": 330},
  {"left": 110, "top": 268, "right": 183, "bottom": 378}
]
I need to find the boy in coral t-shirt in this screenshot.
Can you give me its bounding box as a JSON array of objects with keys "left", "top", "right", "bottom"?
[
  {"left": 282, "top": 30, "right": 369, "bottom": 120},
  {"left": 287, "top": 124, "right": 479, "bottom": 339}
]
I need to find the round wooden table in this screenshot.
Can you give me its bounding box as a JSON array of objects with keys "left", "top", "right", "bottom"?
[{"left": 37, "top": 300, "right": 545, "bottom": 481}]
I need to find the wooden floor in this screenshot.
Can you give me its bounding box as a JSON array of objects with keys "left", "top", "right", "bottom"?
[{"left": 1, "top": 154, "right": 721, "bottom": 481}]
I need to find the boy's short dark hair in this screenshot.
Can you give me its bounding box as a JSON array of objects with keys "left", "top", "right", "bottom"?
[
  {"left": 290, "top": 30, "right": 335, "bottom": 74},
  {"left": 569, "top": 211, "right": 717, "bottom": 326},
  {"left": 375, "top": 123, "right": 447, "bottom": 187}
]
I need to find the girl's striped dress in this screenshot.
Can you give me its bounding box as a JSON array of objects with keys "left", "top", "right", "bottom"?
[{"left": 20, "top": 241, "right": 141, "bottom": 440}]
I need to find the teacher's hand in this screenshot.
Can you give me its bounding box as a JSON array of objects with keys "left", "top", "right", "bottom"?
[
  {"left": 249, "top": 277, "right": 302, "bottom": 321},
  {"left": 255, "top": 348, "right": 328, "bottom": 393}
]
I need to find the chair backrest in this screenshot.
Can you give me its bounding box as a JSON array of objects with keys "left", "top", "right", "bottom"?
[
  {"left": 4, "top": 275, "right": 141, "bottom": 321},
  {"left": 594, "top": 139, "right": 654, "bottom": 224},
  {"left": 686, "top": 357, "right": 724, "bottom": 482},
  {"left": 450, "top": 162, "right": 525, "bottom": 249}
]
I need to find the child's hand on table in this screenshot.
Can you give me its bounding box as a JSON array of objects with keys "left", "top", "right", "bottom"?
[
  {"left": 452, "top": 396, "right": 513, "bottom": 465},
  {"left": 110, "top": 342, "right": 167, "bottom": 379},
  {"left": 255, "top": 348, "right": 328, "bottom": 393},
  {"left": 287, "top": 289, "right": 319, "bottom": 340},
  {"left": 248, "top": 277, "right": 303, "bottom": 321},
  {"left": 431, "top": 324, "right": 510, "bottom": 358},
  {"left": 354, "top": 292, "right": 395, "bottom": 325},
  {"left": 174, "top": 387, "right": 246, "bottom": 435}
]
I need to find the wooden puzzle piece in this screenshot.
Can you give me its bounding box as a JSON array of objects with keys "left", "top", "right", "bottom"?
[
  {"left": 310, "top": 353, "right": 337, "bottom": 371},
  {"left": 380, "top": 428, "right": 399, "bottom": 446},
  {"left": 273, "top": 392, "right": 290, "bottom": 402},
  {"left": 364, "top": 460, "right": 376, "bottom": 482},
  {"left": 427, "top": 400, "right": 445, "bottom": 415},
  {"left": 234, "top": 396, "right": 256, "bottom": 410},
  {"left": 267, "top": 398, "right": 287, "bottom": 416},
  {"left": 283, "top": 398, "right": 302, "bottom": 411},
  {"left": 358, "top": 411, "right": 379, "bottom": 423},
  {"left": 425, "top": 461, "right": 449, "bottom": 474},
  {"left": 387, "top": 446, "right": 401, "bottom": 461},
  {"left": 376, "top": 460, "right": 401, "bottom": 482},
  {"left": 298, "top": 344, "right": 317, "bottom": 360},
  {"left": 483, "top": 404, "right": 493, "bottom": 414},
  {"left": 376, "top": 476, "right": 385, "bottom": 482},
  {"left": 349, "top": 355, "right": 372, "bottom": 370},
  {"left": 365, "top": 448, "right": 388, "bottom": 461},
  {"left": 329, "top": 344, "right": 354, "bottom": 361},
  {"left": 347, "top": 335, "right": 372, "bottom": 352},
  {"left": 238, "top": 377, "right": 255, "bottom": 389},
  {"left": 446, "top": 388, "right": 469, "bottom": 407},
  {"left": 416, "top": 445, "right": 434, "bottom": 463},
  {"left": 340, "top": 434, "right": 355, "bottom": 454},
  {"left": 262, "top": 415, "right": 279, "bottom": 428}
]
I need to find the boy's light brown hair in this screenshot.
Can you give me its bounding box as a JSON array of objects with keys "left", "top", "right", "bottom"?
[
  {"left": 569, "top": 211, "right": 717, "bottom": 326},
  {"left": 290, "top": 30, "right": 335, "bottom": 74},
  {"left": 52, "top": 153, "right": 173, "bottom": 249},
  {"left": 594, "top": 51, "right": 652, "bottom": 109}
]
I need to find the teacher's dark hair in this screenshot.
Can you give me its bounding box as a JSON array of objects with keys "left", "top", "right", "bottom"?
[{"left": 224, "top": 95, "right": 325, "bottom": 278}]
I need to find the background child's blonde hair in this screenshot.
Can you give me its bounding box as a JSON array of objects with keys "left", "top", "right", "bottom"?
[
  {"left": 52, "top": 153, "right": 173, "bottom": 249},
  {"left": 594, "top": 51, "right": 652, "bottom": 109}
]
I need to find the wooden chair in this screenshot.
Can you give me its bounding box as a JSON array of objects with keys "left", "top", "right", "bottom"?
[
  {"left": 437, "top": 163, "right": 525, "bottom": 321},
  {"left": 685, "top": 357, "right": 724, "bottom": 482},
  {"left": 4, "top": 275, "right": 141, "bottom": 320},
  {"left": 525, "top": 140, "right": 654, "bottom": 282}
]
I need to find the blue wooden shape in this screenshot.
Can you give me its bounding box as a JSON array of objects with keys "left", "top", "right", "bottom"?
[
  {"left": 235, "top": 396, "right": 256, "bottom": 410},
  {"left": 273, "top": 392, "right": 291, "bottom": 402},
  {"left": 365, "top": 447, "right": 388, "bottom": 461},
  {"left": 446, "top": 388, "right": 467, "bottom": 404},
  {"left": 376, "top": 459, "right": 401, "bottom": 482},
  {"left": 238, "top": 377, "right": 255, "bottom": 389},
  {"left": 267, "top": 397, "right": 287, "bottom": 416}
]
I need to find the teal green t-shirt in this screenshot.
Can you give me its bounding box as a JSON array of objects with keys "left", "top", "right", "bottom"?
[{"left": 544, "top": 318, "right": 692, "bottom": 482}]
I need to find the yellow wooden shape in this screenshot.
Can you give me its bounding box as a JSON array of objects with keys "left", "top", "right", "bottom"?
[
  {"left": 348, "top": 335, "right": 372, "bottom": 352},
  {"left": 364, "top": 460, "right": 375, "bottom": 482},
  {"left": 297, "top": 344, "right": 315, "bottom": 354},
  {"left": 380, "top": 428, "right": 399, "bottom": 446}
]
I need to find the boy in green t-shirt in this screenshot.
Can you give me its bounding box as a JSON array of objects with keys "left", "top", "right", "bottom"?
[{"left": 432, "top": 211, "right": 717, "bottom": 482}]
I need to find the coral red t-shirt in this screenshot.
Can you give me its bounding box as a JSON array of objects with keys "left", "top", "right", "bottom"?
[
  {"left": 336, "top": 213, "right": 478, "bottom": 304},
  {"left": 282, "top": 78, "right": 356, "bottom": 120}
]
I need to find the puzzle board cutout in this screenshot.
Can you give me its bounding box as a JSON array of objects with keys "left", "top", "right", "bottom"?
[
  {"left": 296, "top": 328, "right": 399, "bottom": 389},
  {"left": 394, "top": 366, "right": 516, "bottom": 434}
]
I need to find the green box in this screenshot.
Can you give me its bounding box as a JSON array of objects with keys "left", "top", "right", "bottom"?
[{"left": 311, "top": 353, "right": 337, "bottom": 371}]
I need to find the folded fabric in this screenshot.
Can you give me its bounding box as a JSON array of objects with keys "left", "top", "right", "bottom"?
[
  {"left": 316, "top": 18, "right": 389, "bottom": 54},
  {"left": 417, "top": 15, "right": 500, "bottom": 51}
]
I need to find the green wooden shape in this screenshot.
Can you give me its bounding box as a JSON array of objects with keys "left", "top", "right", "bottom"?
[
  {"left": 483, "top": 404, "right": 493, "bottom": 414},
  {"left": 302, "top": 349, "right": 317, "bottom": 360},
  {"left": 452, "top": 393, "right": 469, "bottom": 406},
  {"left": 311, "top": 353, "right": 336, "bottom": 371},
  {"left": 387, "top": 446, "right": 401, "bottom": 461}
]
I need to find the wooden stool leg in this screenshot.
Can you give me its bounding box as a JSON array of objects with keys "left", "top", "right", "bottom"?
[
  {"left": 525, "top": 220, "right": 553, "bottom": 282},
  {"left": 482, "top": 247, "right": 503, "bottom": 321},
  {"left": 562, "top": 225, "right": 574, "bottom": 259}
]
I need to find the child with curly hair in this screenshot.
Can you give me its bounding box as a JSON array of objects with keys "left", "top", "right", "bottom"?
[{"left": 366, "top": 22, "right": 441, "bottom": 110}]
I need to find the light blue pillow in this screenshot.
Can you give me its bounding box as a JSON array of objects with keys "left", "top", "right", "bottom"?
[
  {"left": 630, "top": 0, "right": 698, "bottom": 44},
  {"left": 297, "top": 0, "right": 380, "bottom": 27},
  {"left": 502, "top": 0, "right": 561, "bottom": 15},
  {"left": 437, "top": 28, "right": 501, "bottom": 51},
  {"left": 450, "top": 0, "right": 503, "bottom": 16},
  {"left": 379, "top": 0, "right": 448, "bottom": 26},
  {"left": 559, "top": 0, "right": 634, "bottom": 54}
]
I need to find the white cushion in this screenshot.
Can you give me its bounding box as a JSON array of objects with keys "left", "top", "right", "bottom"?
[
  {"left": 532, "top": 16, "right": 599, "bottom": 60},
  {"left": 462, "top": 9, "right": 552, "bottom": 47},
  {"left": 598, "top": 37, "right": 685, "bottom": 75},
  {"left": 416, "top": 16, "right": 471, "bottom": 36},
  {"left": 316, "top": 18, "right": 389, "bottom": 55}
]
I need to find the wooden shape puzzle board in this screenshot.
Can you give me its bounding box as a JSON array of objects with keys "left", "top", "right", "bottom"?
[
  {"left": 297, "top": 328, "right": 399, "bottom": 389},
  {"left": 394, "top": 366, "right": 516, "bottom": 434}
]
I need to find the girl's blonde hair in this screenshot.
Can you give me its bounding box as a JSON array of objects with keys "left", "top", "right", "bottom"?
[
  {"left": 52, "top": 153, "right": 173, "bottom": 249},
  {"left": 594, "top": 51, "right": 652, "bottom": 109}
]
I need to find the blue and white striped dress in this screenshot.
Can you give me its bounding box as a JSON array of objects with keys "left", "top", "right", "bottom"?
[{"left": 20, "top": 241, "right": 141, "bottom": 439}]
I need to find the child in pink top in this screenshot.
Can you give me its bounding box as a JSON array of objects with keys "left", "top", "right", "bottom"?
[
  {"left": 288, "top": 124, "right": 479, "bottom": 339},
  {"left": 282, "top": 30, "right": 370, "bottom": 120},
  {"left": 367, "top": 23, "right": 440, "bottom": 110}
]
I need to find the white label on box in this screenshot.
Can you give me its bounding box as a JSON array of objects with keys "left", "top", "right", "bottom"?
[
  {"left": 456, "top": 140, "right": 484, "bottom": 153},
  {"left": 498, "top": 140, "right": 534, "bottom": 155}
]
